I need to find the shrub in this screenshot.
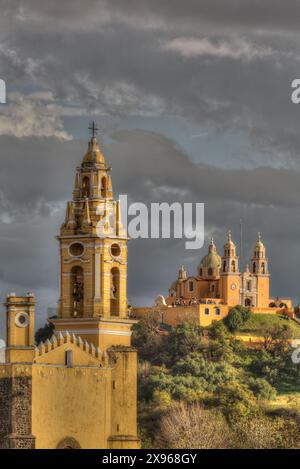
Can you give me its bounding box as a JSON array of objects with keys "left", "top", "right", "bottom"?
[
  {"left": 247, "top": 377, "right": 277, "bottom": 400},
  {"left": 233, "top": 414, "right": 300, "bottom": 449},
  {"left": 156, "top": 402, "right": 232, "bottom": 449},
  {"left": 216, "top": 381, "right": 257, "bottom": 420},
  {"left": 152, "top": 390, "right": 172, "bottom": 408}
]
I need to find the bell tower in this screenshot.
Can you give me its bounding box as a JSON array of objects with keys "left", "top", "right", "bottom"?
[
  {"left": 220, "top": 231, "right": 240, "bottom": 306},
  {"left": 51, "top": 123, "right": 135, "bottom": 350},
  {"left": 251, "top": 233, "right": 270, "bottom": 307},
  {"left": 5, "top": 292, "right": 35, "bottom": 363}
]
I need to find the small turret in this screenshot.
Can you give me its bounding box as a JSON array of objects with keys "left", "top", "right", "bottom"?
[
  {"left": 82, "top": 197, "right": 91, "bottom": 229},
  {"left": 65, "top": 201, "right": 76, "bottom": 229},
  {"left": 178, "top": 265, "right": 187, "bottom": 280}
]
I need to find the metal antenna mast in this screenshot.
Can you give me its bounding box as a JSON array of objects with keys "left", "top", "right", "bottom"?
[{"left": 239, "top": 218, "right": 243, "bottom": 271}]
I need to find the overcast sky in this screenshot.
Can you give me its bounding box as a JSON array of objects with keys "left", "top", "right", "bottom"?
[{"left": 1, "top": 1, "right": 300, "bottom": 336}]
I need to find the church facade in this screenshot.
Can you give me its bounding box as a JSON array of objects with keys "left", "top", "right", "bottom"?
[
  {"left": 0, "top": 129, "right": 140, "bottom": 449},
  {"left": 133, "top": 232, "right": 292, "bottom": 327}
]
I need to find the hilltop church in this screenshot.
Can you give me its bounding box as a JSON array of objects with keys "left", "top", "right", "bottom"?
[
  {"left": 0, "top": 127, "right": 140, "bottom": 449},
  {"left": 134, "top": 232, "right": 293, "bottom": 327}
]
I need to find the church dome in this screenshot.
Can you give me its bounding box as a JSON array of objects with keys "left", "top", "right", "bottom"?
[
  {"left": 198, "top": 238, "right": 221, "bottom": 270},
  {"left": 83, "top": 137, "right": 105, "bottom": 166}
]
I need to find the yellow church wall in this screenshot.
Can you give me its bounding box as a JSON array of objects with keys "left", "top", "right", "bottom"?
[
  {"left": 133, "top": 305, "right": 200, "bottom": 327},
  {"left": 197, "top": 281, "right": 213, "bottom": 299},
  {"left": 133, "top": 303, "right": 292, "bottom": 330},
  {"left": 162, "top": 305, "right": 200, "bottom": 326},
  {"left": 133, "top": 304, "right": 230, "bottom": 328},
  {"left": 50, "top": 317, "right": 135, "bottom": 351},
  {"left": 220, "top": 275, "right": 240, "bottom": 306},
  {"left": 32, "top": 364, "right": 112, "bottom": 449},
  {"left": 198, "top": 304, "right": 229, "bottom": 327},
  {"left": 34, "top": 341, "right": 100, "bottom": 367},
  {"left": 256, "top": 276, "right": 270, "bottom": 308},
  {"left": 109, "top": 349, "right": 140, "bottom": 449},
  {"left": 6, "top": 348, "right": 35, "bottom": 363}
]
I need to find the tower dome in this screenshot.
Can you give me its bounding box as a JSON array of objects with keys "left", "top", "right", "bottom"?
[
  {"left": 253, "top": 232, "right": 266, "bottom": 258},
  {"left": 224, "top": 230, "right": 235, "bottom": 250},
  {"left": 198, "top": 238, "right": 221, "bottom": 277},
  {"left": 83, "top": 136, "right": 105, "bottom": 166}
]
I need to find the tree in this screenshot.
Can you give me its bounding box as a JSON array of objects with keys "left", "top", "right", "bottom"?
[
  {"left": 209, "top": 320, "right": 230, "bottom": 341},
  {"left": 166, "top": 322, "right": 203, "bottom": 362},
  {"left": 132, "top": 317, "right": 165, "bottom": 363},
  {"left": 156, "top": 402, "right": 232, "bottom": 449},
  {"left": 259, "top": 322, "right": 291, "bottom": 352},
  {"left": 35, "top": 322, "right": 54, "bottom": 345},
  {"left": 224, "top": 309, "right": 244, "bottom": 332},
  {"left": 224, "top": 305, "right": 252, "bottom": 332}
]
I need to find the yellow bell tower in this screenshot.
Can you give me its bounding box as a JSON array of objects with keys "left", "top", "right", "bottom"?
[
  {"left": 5, "top": 292, "right": 35, "bottom": 363},
  {"left": 51, "top": 123, "right": 136, "bottom": 351},
  {"left": 251, "top": 233, "right": 270, "bottom": 307},
  {"left": 220, "top": 231, "right": 240, "bottom": 306}
]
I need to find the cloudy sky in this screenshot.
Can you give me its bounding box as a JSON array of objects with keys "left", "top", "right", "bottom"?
[{"left": 1, "top": 1, "right": 300, "bottom": 337}]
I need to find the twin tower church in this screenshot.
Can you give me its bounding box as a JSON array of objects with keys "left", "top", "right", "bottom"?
[
  {"left": 166, "top": 232, "right": 292, "bottom": 312},
  {"left": 0, "top": 127, "right": 293, "bottom": 449},
  {"left": 133, "top": 230, "right": 292, "bottom": 328}
]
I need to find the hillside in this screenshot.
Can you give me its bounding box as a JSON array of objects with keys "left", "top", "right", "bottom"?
[
  {"left": 133, "top": 318, "right": 300, "bottom": 449},
  {"left": 237, "top": 313, "right": 300, "bottom": 338}
]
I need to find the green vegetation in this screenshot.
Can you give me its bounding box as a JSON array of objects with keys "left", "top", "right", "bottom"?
[
  {"left": 223, "top": 305, "right": 252, "bottom": 331},
  {"left": 35, "top": 322, "right": 54, "bottom": 345},
  {"left": 239, "top": 313, "right": 300, "bottom": 338},
  {"left": 132, "top": 311, "right": 300, "bottom": 449}
]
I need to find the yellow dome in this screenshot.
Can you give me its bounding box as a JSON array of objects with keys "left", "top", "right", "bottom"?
[
  {"left": 83, "top": 137, "right": 105, "bottom": 165},
  {"left": 199, "top": 238, "right": 221, "bottom": 270}
]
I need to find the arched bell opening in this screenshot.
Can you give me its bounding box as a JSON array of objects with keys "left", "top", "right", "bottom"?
[
  {"left": 70, "top": 265, "right": 84, "bottom": 317},
  {"left": 110, "top": 267, "right": 120, "bottom": 316},
  {"left": 82, "top": 176, "right": 90, "bottom": 198},
  {"left": 101, "top": 176, "right": 107, "bottom": 198}
]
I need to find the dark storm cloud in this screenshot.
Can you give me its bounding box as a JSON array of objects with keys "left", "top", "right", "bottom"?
[
  {"left": 1, "top": 0, "right": 300, "bottom": 151},
  {"left": 0, "top": 0, "right": 298, "bottom": 166},
  {"left": 1, "top": 1, "right": 300, "bottom": 337}
]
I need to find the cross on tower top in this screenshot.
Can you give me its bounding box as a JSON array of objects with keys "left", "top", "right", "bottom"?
[{"left": 88, "top": 121, "right": 98, "bottom": 138}]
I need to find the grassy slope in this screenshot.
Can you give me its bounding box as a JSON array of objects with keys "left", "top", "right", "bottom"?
[{"left": 237, "top": 313, "right": 300, "bottom": 338}]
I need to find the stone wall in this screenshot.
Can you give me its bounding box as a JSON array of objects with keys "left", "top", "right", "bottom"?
[
  {"left": 0, "top": 372, "right": 35, "bottom": 449},
  {"left": 0, "top": 377, "right": 11, "bottom": 446}
]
